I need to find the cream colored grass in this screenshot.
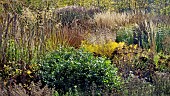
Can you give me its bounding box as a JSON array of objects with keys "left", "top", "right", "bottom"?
[{"left": 94, "top": 12, "right": 132, "bottom": 30}]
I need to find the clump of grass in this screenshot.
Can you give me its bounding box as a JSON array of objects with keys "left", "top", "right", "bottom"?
[
  {"left": 55, "top": 6, "right": 101, "bottom": 27},
  {"left": 94, "top": 12, "right": 132, "bottom": 30},
  {"left": 84, "top": 27, "right": 116, "bottom": 44},
  {"left": 162, "top": 36, "right": 170, "bottom": 54}
]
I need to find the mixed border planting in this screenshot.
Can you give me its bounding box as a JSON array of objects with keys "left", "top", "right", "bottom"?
[{"left": 0, "top": 0, "right": 170, "bottom": 96}]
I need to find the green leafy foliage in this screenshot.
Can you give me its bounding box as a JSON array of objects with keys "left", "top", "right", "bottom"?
[
  {"left": 39, "top": 47, "right": 122, "bottom": 94},
  {"left": 1, "top": 39, "right": 24, "bottom": 79},
  {"left": 116, "top": 26, "right": 134, "bottom": 45},
  {"left": 155, "top": 25, "right": 170, "bottom": 53},
  {"left": 154, "top": 53, "right": 170, "bottom": 72},
  {"left": 0, "top": 39, "right": 40, "bottom": 91}
]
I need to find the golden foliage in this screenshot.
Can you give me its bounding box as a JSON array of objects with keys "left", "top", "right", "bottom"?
[{"left": 81, "top": 40, "right": 125, "bottom": 58}]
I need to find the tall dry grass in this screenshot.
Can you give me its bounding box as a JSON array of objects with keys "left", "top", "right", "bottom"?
[
  {"left": 93, "top": 11, "right": 170, "bottom": 53},
  {"left": 94, "top": 12, "right": 132, "bottom": 29},
  {"left": 0, "top": 4, "right": 89, "bottom": 85},
  {"left": 0, "top": 3, "right": 95, "bottom": 76}
]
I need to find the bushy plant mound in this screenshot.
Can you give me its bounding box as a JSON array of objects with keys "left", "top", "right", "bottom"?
[
  {"left": 55, "top": 6, "right": 101, "bottom": 27},
  {"left": 154, "top": 53, "right": 170, "bottom": 72},
  {"left": 39, "top": 47, "right": 122, "bottom": 94},
  {"left": 81, "top": 41, "right": 125, "bottom": 58},
  {"left": 111, "top": 44, "right": 155, "bottom": 79}
]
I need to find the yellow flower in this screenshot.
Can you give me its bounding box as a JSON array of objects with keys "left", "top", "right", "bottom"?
[
  {"left": 134, "top": 44, "right": 137, "bottom": 49},
  {"left": 129, "top": 44, "right": 132, "bottom": 48},
  {"left": 148, "top": 49, "right": 151, "bottom": 52},
  {"left": 118, "top": 42, "right": 125, "bottom": 48},
  {"left": 26, "top": 70, "right": 32, "bottom": 75}
]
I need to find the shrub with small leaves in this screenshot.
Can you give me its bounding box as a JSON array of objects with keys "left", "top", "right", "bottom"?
[{"left": 39, "top": 47, "right": 122, "bottom": 94}]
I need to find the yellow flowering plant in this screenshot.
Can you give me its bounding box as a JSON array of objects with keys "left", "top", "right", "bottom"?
[{"left": 81, "top": 40, "right": 125, "bottom": 58}]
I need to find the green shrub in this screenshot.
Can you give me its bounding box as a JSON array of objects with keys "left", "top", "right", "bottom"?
[
  {"left": 154, "top": 53, "right": 170, "bottom": 72},
  {"left": 39, "top": 47, "right": 122, "bottom": 94},
  {"left": 155, "top": 25, "right": 170, "bottom": 53},
  {"left": 116, "top": 26, "right": 134, "bottom": 45}
]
